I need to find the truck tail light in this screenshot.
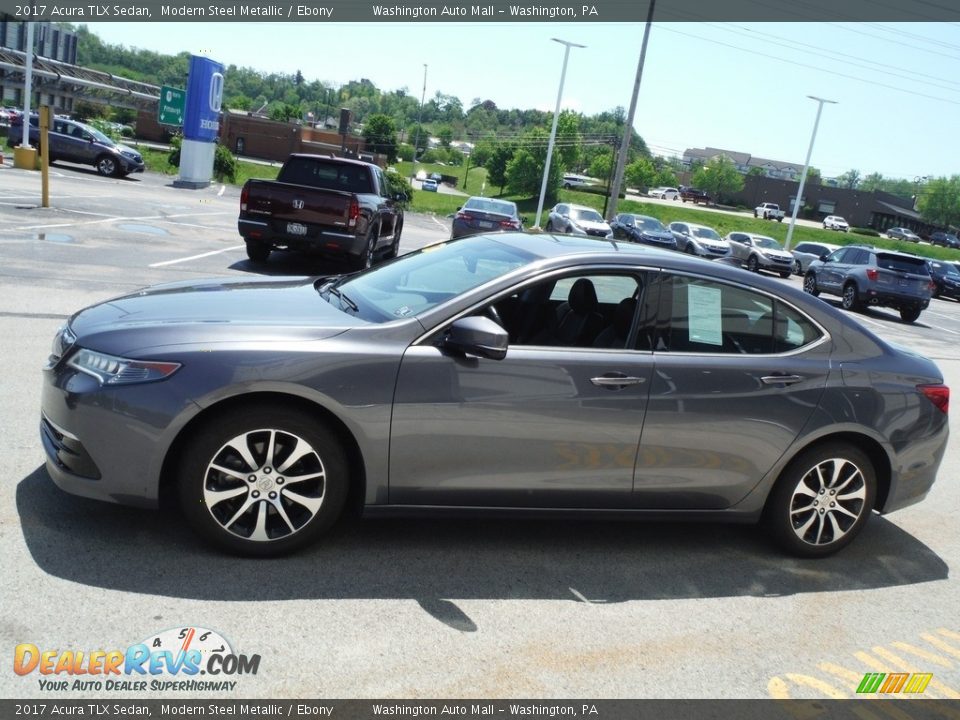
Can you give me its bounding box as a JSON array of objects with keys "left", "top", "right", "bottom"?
[
  {"left": 918, "top": 384, "right": 949, "bottom": 414},
  {"left": 240, "top": 184, "right": 248, "bottom": 212},
  {"left": 348, "top": 199, "right": 360, "bottom": 228},
  {"left": 866, "top": 268, "right": 878, "bottom": 281}
]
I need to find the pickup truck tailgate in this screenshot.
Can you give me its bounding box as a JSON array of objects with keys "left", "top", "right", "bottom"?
[{"left": 243, "top": 180, "right": 354, "bottom": 232}]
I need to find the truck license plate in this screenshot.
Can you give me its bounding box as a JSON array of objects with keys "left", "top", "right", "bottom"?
[{"left": 287, "top": 223, "right": 308, "bottom": 236}]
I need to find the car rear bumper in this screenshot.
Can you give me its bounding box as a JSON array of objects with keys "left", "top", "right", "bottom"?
[{"left": 239, "top": 218, "right": 367, "bottom": 257}]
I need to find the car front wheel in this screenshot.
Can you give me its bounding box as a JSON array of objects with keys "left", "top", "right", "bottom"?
[
  {"left": 178, "top": 404, "right": 349, "bottom": 556},
  {"left": 96, "top": 155, "right": 119, "bottom": 177},
  {"left": 803, "top": 273, "right": 820, "bottom": 297},
  {"left": 794, "top": 260, "right": 803, "bottom": 276},
  {"left": 764, "top": 443, "right": 876, "bottom": 557},
  {"left": 747, "top": 255, "right": 760, "bottom": 272}
]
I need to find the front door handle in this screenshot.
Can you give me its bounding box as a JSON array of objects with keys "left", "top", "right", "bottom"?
[
  {"left": 591, "top": 374, "right": 646, "bottom": 389},
  {"left": 761, "top": 374, "right": 804, "bottom": 386}
]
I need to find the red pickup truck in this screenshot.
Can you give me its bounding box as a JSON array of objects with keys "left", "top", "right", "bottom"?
[
  {"left": 238, "top": 154, "right": 404, "bottom": 267},
  {"left": 680, "top": 187, "right": 712, "bottom": 205}
]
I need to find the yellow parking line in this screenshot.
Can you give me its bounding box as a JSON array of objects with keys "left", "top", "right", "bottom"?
[
  {"left": 891, "top": 642, "right": 954, "bottom": 668},
  {"left": 768, "top": 676, "right": 791, "bottom": 699},
  {"left": 923, "top": 634, "right": 960, "bottom": 659},
  {"left": 817, "top": 661, "right": 863, "bottom": 688},
  {"left": 939, "top": 629, "right": 960, "bottom": 641}
]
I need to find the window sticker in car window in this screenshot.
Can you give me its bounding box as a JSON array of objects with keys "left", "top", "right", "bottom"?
[{"left": 687, "top": 284, "right": 722, "bottom": 346}]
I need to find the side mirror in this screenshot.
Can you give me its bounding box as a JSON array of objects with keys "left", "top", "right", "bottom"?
[
  {"left": 820, "top": 253, "right": 829, "bottom": 261},
  {"left": 444, "top": 316, "right": 508, "bottom": 361}
]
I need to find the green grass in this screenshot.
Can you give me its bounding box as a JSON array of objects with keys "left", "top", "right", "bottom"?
[{"left": 395, "top": 160, "right": 489, "bottom": 193}]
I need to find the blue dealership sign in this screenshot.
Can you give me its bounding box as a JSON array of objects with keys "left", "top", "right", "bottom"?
[{"left": 183, "top": 55, "right": 224, "bottom": 142}]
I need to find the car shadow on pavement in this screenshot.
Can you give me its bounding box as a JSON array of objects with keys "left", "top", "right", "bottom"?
[
  {"left": 17, "top": 466, "right": 948, "bottom": 623},
  {"left": 228, "top": 254, "right": 361, "bottom": 277}
]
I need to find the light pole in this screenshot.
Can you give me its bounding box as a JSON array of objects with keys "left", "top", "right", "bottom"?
[
  {"left": 534, "top": 38, "right": 585, "bottom": 229},
  {"left": 410, "top": 63, "right": 427, "bottom": 176},
  {"left": 784, "top": 95, "right": 837, "bottom": 251}
]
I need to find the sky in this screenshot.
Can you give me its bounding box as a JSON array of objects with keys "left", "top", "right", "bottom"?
[{"left": 87, "top": 20, "right": 960, "bottom": 181}]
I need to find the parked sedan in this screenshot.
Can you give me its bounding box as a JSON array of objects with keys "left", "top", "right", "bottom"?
[
  {"left": 886, "top": 227, "right": 921, "bottom": 243},
  {"left": 822, "top": 216, "right": 849, "bottom": 232},
  {"left": 41, "top": 234, "right": 949, "bottom": 558},
  {"left": 609, "top": 213, "right": 677, "bottom": 250},
  {"left": 669, "top": 221, "right": 730, "bottom": 258},
  {"left": 450, "top": 197, "right": 522, "bottom": 239},
  {"left": 726, "top": 232, "right": 794, "bottom": 277},
  {"left": 928, "top": 260, "right": 960, "bottom": 301},
  {"left": 791, "top": 241, "right": 841, "bottom": 276},
  {"left": 930, "top": 232, "right": 960, "bottom": 249},
  {"left": 545, "top": 203, "right": 611, "bottom": 237}
]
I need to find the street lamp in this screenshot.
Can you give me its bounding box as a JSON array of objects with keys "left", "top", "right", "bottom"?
[
  {"left": 534, "top": 38, "right": 585, "bottom": 229},
  {"left": 410, "top": 63, "right": 427, "bottom": 176},
  {"left": 784, "top": 95, "right": 837, "bottom": 251}
]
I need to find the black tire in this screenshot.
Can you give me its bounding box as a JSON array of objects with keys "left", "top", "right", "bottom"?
[
  {"left": 685, "top": 243, "right": 697, "bottom": 255},
  {"left": 841, "top": 282, "right": 861, "bottom": 312},
  {"left": 777, "top": 217, "right": 783, "bottom": 223},
  {"left": 794, "top": 260, "right": 803, "bottom": 276},
  {"left": 178, "top": 404, "right": 349, "bottom": 557},
  {"left": 96, "top": 154, "right": 120, "bottom": 177},
  {"left": 763, "top": 442, "right": 875, "bottom": 558},
  {"left": 747, "top": 255, "right": 760, "bottom": 273},
  {"left": 779, "top": 271, "right": 791, "bottom": 279},
  {"left": 900, "top": 306, "right": 922, "bottom": 323},
  {"left": 357, "top": 225, "right": 380, "bottom": 270},
  {"left": 803, "top": 273, "right": 820, "bottom": 297},
  {"left": 753, "top": 211, "right": 758, "bottom": 218},
  {"left": 385, "top": 220, "right": 402, "bottom": 260},
  {"left": 245, "top": 240, "right": 270, "bottom": 263},
  {"left": 545, "top": 221, "right": 554, "bottom": 232}
]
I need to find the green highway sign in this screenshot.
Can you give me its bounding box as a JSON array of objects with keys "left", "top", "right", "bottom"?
[{"left": 159, "top": 86, "right": 185, "bottom": 126}]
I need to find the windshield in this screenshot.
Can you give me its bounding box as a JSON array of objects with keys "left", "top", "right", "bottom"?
[
  {"left": 335, "top": 237, "right": 535, "bottom": 323},
  {"left": 572, "top": 208, "right": 604, "bottom": 223},
  {"left": 692, "top": 227, "right": 722, "bottom": 241},
  {"left": 635, "top": 216, "right": 667, "bottom": 232},
  {"left": 754, "top": 236, "right": 782, "bottom": 250}
]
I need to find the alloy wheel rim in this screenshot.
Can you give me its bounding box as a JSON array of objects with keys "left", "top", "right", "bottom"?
[
  {"left": 788, "top": 457, "right": 867, "bottom": 546},
  {"left": 804, "top": 275, "right": 816, "bottom": 293},
  {"left": 203, "top": 428, "right": 326, "bottom": 542},
  {"left": 843, "top": 287, "right": 856, "bottom": 307}
]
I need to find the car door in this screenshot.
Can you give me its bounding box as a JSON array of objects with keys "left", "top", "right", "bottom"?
[
  {"left": 389, "top": 268, "right": 657, "bottom": 508},
  {"left": 818, "top": 246, "right": 854, "bottom": 293},
  {"left": 634, "top": 272, "right": 830, "bottom": 509},
  {"left": 728, "top": 233, "right": 751, "bottom": 262},
  {"left": 50, "top": 120, "right": 77, "bottom": 161}
]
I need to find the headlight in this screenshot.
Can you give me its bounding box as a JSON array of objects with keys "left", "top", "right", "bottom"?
[
  {"left": 50, "top": 325, "right": 77, "bottom": 364},
  {"left": 67, "top": 348, "right": 181, "bottom": 385}
]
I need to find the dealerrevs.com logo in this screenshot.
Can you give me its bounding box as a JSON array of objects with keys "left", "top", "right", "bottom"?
[{"left": 14, "top": 627, "right": 261, "bottom": 692}]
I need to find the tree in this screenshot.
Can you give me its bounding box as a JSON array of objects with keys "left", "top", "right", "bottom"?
[
  {"left": 624, "top": 157, "right": 656, "bottom": 191},
  {"left": 917, "top": 175, "right": 960, "bottom": 228},
  {"left": 555, "top": 110, "right": 581, "bottom": 172},
  {"left": 485, "top": 145, "right": 515, "bottom": 194},
  {"left": 361, "top": 114, "right": 399, "bottom": 162},
  {"left": 837, "top": 169, "right": 861, "bottom": 189},
  {"left": 805, "top": 167, "right": 822, "bottom": 186},
  {"left": 436, "top": 125, "right": 454, "bottom": 148},
  {"left": 747, "top": 167, "right": 766, "bottom": 177},
  {"left": 588, "top": 151, "right": 613, "bottom": 182},
  {"left": 692, "top": 156, "right": 744, "bottom": 201},
  {"left": 505, "top": 128, "right": 562, "bottom": 199},
  {"left": 268, "top": 102, "right": 301, "bottom": 122}
]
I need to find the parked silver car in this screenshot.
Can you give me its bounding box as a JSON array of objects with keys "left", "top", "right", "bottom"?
[
  {"left": 725, "top": 232, "right": 794, "bottom": 277},
  {"left": 791, "top": 241, "right": 841, "bottom": 276},
  {"left": 545, "top": 203, "right": 611, "bottom": 237},
  {"left": 42, "top": 234, "right": 948, "bottom": 558},
  {"left": 669, "top": 221, "right": 730, "bottom": 258}
]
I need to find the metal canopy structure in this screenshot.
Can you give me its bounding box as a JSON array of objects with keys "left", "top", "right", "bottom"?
[{"left": 0, "top": 47, "right": 160, "bottom": 110}]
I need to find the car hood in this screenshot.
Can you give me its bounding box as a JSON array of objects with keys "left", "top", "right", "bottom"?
[
  {"left": 116, "top": 143, "right": 142, "bottom": 156},
  {"left": 68, "top": 276, "right": 360, "bottom": 356},
  {"left": 574, "top": 219, "right": 611, "bottom": 232},
  {"left": 759, "top": 248, "right": 792, "bottom": 260},
  {"left": 639, "top": 230, "right": 675, "bottom": 242}
]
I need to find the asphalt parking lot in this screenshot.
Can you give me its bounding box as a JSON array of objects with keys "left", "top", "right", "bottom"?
[{"left": 1, "top": 162, "right": 958, "bottom": 701}]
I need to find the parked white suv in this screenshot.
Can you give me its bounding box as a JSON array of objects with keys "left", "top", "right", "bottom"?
[
  {"left": 649, "top": 186, "right": 680, "bottom": 200},
  {"left": 823, "top": 215, "right": 850, "bottom": 232}
]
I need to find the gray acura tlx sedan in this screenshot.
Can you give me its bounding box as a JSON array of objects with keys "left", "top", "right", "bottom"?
[{"left": 41, "top": 233, "right": 949, "bottom": 558}]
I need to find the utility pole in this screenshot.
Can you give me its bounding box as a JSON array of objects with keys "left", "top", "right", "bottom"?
[
  {"left": 607, "top": 0, "right": 655, "bottom": 221},
  {"left": 410, "top": 63, "right": 427, "bottom": 176}
]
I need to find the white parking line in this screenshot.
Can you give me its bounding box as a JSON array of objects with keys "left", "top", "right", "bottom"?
[
  {"left": 430, "top": 216, "right": 447, "bottom": 231},
  {"left": 149, "top": 245, "right": 244, "bottom": 267}
]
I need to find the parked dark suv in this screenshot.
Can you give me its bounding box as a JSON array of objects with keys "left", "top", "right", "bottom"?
[
  {"left": 930, "top": 231, "right": 960, "bottom": 249},
  {"left": 928, "top": 260, "right": 960, "bottom": 301},
  {"left": 803, "top": 245, "right": 933, "bottom": 322},
  {"left": 7, "top": 114, "right": 144, "bottom": 177}
]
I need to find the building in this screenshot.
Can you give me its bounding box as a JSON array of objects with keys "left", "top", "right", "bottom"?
[
  {"left": 0, "top": 17, "right": 78, "bottom": 110},
  {"left": 683, "top": 146, "right": 805, "bottom": 181}
]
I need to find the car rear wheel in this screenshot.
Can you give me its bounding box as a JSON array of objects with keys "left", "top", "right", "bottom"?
[
  {"left": 178, "top": 404, "right": 349, "bottom": 556},
  {"left": 385, "top": 221, "right": 402, "bottom": 260},
  {"left": 96, "top": 154, "right": 119, "bottom": 177},
  {"left": 794, "top": 260, "right": 803, "bottom": 276},
  {"left": 841, "top": 282, "right": 861, "bottom": 311},
  {"left": 803, "top": 273, "right": 820, "bottom": 297},
  {"left": 358, "top": 225, "right": 380, "bottom": 270},
  {"left": 245, "top": 240, "right": 270, "bottom": 263},
  {"left": 545, "top": 221, "right": 554, "bottom": 232},
  {"left": 764, "top": 443, "right": 875, "bottom": 557},
  {"left": 900, "top": 306, "right": 922, "bottom": 323},
  {"left": 747, "top": 255, "right": 760, "bottom": 272}
]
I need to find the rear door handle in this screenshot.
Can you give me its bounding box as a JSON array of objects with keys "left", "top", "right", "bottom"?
[
  {"left": 591, "top": 374, "right": 646, "bottom": 388},
  {"left": 761, "top": 375, "right": 804, "bottom": 386}
]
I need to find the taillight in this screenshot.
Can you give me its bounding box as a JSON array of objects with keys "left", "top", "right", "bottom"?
[
  {"left": 240, "top": 184, "right": 248, "bottom": 212},
  {"left": 918, "top": 384, "right": 949, "bottom": 414},
  {"left": 866, "top": 268, "right": 878, "bottom": 281},
  {"left": 929, "top": 281, "right": 937, "bottom": 292},
  {"left": 348, "top": 199, "right": 360, "bottom": 227},
  {"left": 499, "top": 219, "right": 521, "bottom": 229},
  {"left": 455, "top": 211, "right": 471, "bottom": 221}
]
